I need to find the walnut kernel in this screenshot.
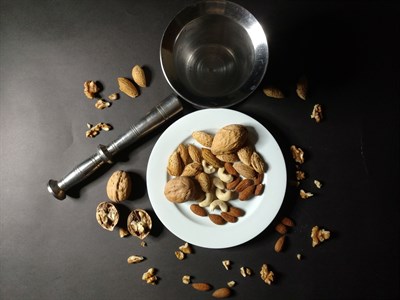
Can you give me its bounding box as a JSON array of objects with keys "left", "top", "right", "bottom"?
[{"left": 311, "top": 226, "right": 331, "bottom": 247}]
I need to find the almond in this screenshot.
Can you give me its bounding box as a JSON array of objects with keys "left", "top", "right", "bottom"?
[
  {"left": 296, "top": 76, "right": 308, "bottom": 100},
  {"left": 263, "top": 86, "right": 285, "bottom": 99},
  {"left": 281, "top": 217, "right": 295, "bottom": 227},
  {"left": 274, "top": 235, "right": 286, "bottom": 252},
  {"left": 235, "top": 178, "right": 254, "bottom": 192},
  {"left": 224, "top": 162, "right": 238, "bottom": 176},
  {"left": 254, "top": 183, "right": 264, "bottom": 195},
  {"left": 212, "top": 287, "right": 232, "bottom": 298},
  {"left": 227, "top": 206, "right": 245, "bottom": 217},
  {"left": 211, "top": 124, "right": 248, "bottom": 155},
  {"left": 221, "top": 212, "right": 238, "bottom": 223},
  {"left": 250, "top": 151, "right": 266, "bottom": 174},
  {"left": 237, "top": 146, "right": 253, "bottom": 166},
  {"left": 254, "top": 173, "right": 264, "bottom": 185},
  {"left": 177, "top": 143, "right": 191, "bottom": 165},
  {"left": 233, "top": 162, "right": 257, "bottom": 179},
  {"left": 181, "top": 162, "right": 202, "bottom": 177},
  {"left": 202, "top": 148, "right": 224, "bottom": 168},
  {"left": 216, "top": 153, "right": 239, "bottom": 163},
  {"left": 188, "top": 144, "right": 202, "bottom": 163},
  {"left": 195, "top": 172, "right": 212, "bottom": 193},
  {"left": 190, "top": 204, "right": 207, "bottom": 217},
  {"left": 117, "top": 77, "right": 139, "bottom": 98},
  {"left": 192, "top": 131, "right": 213, "bottom": 147},
  {"left": 167, "top": 151, "right": 183, "bottom": 176},
  {"left": 192, "top": 282, "right": 212, "bottom": 291},
  {"left": 209, "top": 214, "right": 226, "bottom": 225},
  {"left": 238, "top": 185, "right": 255, "bottom": 201},
  {"left": 275, "top": 223, "right": 287, "bottom": 235},
  {"left": 132, "top": 65, "right": 146, "bottom": 88},
  {"left": 226, "top": 176, "right": 241, "bottom": 190}
]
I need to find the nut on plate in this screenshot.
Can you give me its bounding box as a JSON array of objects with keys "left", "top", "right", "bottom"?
[
  {"left": 164, "top": 177, "right": 196, "bottom": 203},
  {"left": 106, "top": 170, "right": 132, "bottom": 203},
  {"left": 95, "top": 201, "right": 119, "bottom": 231},
  {"left": 127, "top": 209, "right": 152, "bottom": 240},
  {"left": 211, "top": 124, "right": 248, "bottom": 155}
]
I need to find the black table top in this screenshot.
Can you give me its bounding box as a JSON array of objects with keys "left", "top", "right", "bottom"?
[{"left": 1, "top": 0, "right": 399, "bottom": 299}]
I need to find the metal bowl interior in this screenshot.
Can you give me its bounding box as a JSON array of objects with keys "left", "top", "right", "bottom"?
[{"left": 160, "top": 1, "right": 268, "bottom": 108}]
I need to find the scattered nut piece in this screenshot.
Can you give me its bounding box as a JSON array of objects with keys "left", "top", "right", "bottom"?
[
  {"left": 85, "top": 122, "right": 113, "bottom": 138},
  {"left": 240, "top": 267, "right": 252, "bottom": 277},
  {"left": 296, "top": 76, "right": 308, "bottom": 100},
  {"left": 95, "top": 201, "right": 119, "bottom": 231},
  {"left": 222, "top": 260, "right": 231, "bottom": 270},
  {"left": 263, "top": 86, "right": 285, "bottom": 99},
  {"left": 275, "top": 223, "right": 287, "bottom": 235},
  {"left": 300, "top": 189, "right": 314, "bottom": 199},
  {"left": 290, "top": 145, "right": 305, "bottom": 164},
  {"left": 182, "top": 275, "right": 191, "bottom": 284},
  {"left": 281, "top": 217, "right": 295, "bottom": 227},
  {"left": 127, "top": 255, "right": 144, "bottom": 264},
  {"left": 311, "top": 104, "right": 323, "bottom": 123},
  {"left": 119, "top": 228, "right": 130, "bottom": 238},
  {"left": 227, "top": 281, "right": 236, "bottom": 288},
  {"left": 311, "top": 226, "right": 331, "bottom": 247},
  {"left": 314, "top": 179, "right": 322, "bottom": 188},
  {"left": 95, "top": 99, "right": 111, "bottom": 110},
  {"left": 83, "top": 80, "right": 99, "bottom": 99},
  {"left": 108, "top": 93, "right": 119, "bottom": 100},
  {"left": 142, "top": 268, "right": 158, "bottom": 285},
  {"left": 296, "top": 170, "right": 306, "bottom": 180},
  {"left": 140, "top": 241, "right": 147, "bottom": 247},
  {"left": 175, "top": 250, "right": 185, "bottom": 260},
  {"left": 260, "top": 264, "right": 274, "bottom": 285},
  {"left": 179, "top": 242, "right": 193, "bottom": 254},
  {"left": 296, "top": 253, "right": 302, "bottom": 260}
]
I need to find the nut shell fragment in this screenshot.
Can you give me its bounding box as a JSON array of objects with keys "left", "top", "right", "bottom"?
[{"left": 127, "top": 209, "right": 152, "bottom": 240}]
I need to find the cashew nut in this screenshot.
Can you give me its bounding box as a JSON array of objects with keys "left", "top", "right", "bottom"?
[
  {"left": 218, "top": 167, "right": 233, "bottom": 183},
  {"left": 209, "top": 199, "right": 228, "bottom": 212},
  {"left": 212, "top": 177, "right": 225, "bottom": 190},
  {"left": 199, "top": 192, "right": 214, "bottom": 207},
  {"left": 202, "top": 159, "right": 216, "bottom": 174},
  {"left": 216, "top": 188, "right": 232, "bottom": 201}
]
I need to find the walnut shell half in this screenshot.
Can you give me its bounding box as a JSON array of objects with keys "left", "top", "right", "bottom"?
[
  {"left": 127, "top": 209, "right": 152, "bottom": 240},
  {"left": 96, "top": 202, "right": 119, "bottom": 231}
]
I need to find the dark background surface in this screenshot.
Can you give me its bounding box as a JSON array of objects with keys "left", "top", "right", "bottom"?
[{"left": 1, "top": 0, "right": 399, "bottom": 299}]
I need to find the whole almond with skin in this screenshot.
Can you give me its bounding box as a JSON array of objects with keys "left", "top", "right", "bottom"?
[
  {"left": 177, "top": 143, "right": 191, "bottom": 165},
  {"left": 251, "top": 151, "right": 266, "bottom": 174},
  {"left": 192, "top": 131, "right": 213, "bottom": 147},
  {"left": 254, "top": 183, "right": 264, "bottom": 195},
  {"left": 188, "top": 144, "right": 202, "bottom": 163},
  {"left": 235, "top": 178, "right": 253, "bottom": 192},
  {"left": 239, "top": 184, "right": 255, "bottom": 200},
  {"left": 190, "top": 204, "right": 208, "bottom": 217},
  {"left": 212, "top": 287, "right": 232, "bottom": 298},
  {"left": 211, "top": 124, "right": 248, "bottom": 155},
  {"left": 233, "top": 161, "right": 257, "bottom": 179},
  {"left": 167, "top": 151, "right": 183, "bottom": 176},
  {"left": 202, "top": 148, "right": 224, "bottom": 168},
  {"left": 224, "top": 162, "right": 238, "bottom": 176},
  {"left": 132, "top": 65, "right": 146, "bottom": 87},
  {"left": 216, "top": 153, "right": 239, "bottom": 163},
  {"left": 226, "top": 176, "right": 241, "bottom": 190},
  {"left": 227, "top": 206, "right": 245, "bottom": 217},
  {"left": 281, "top": 217, "right": 295, "bottom": 227},
  {"left": 221, "top": 212, "right": 238, "bottom": 223},
  {"left": 254, "top": 173, "right": 264, "bottom": 185},
  {"left": 192, "top": 283, "right": 212, "bottom": 291},
  {"left": 209, "top": 214, "right": 226, "bottom": 225},
  {"left": 275, "top": 223, "right": 287, "bottom": 235},
  {"left": 117, "top": 77, "right": 139, "bottom": 98},
  {"left": 274, "top": 235, "right": 286, "bottom": 252}
]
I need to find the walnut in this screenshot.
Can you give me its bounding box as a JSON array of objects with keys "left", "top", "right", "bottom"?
[
  {"left": 142, "top": 268, "right": 158, "bottom": 285},
  {"left": 175, "top": 250, "right": 185, "bottom": 260},
  {"left": 127, "top": 255, "right": 144, "bottom": 264},
  {"left": 106, "top": 170, "right": 132, "bottom": 203},
  {"left": 182, "top": 275, "right": 191, "bottom": 284},
  {"left": 108, "top": 93, "right": 119, "bottom": 101},
  {"left": 240, "top": 266, "right": 252, "bottom": 277},
  {"left": 85, "top": 122, "right": 113, "bottom": 138},
  {"left": 311, "top": 104, "right": 323, "bottom": 123},
  {"left": 311, "top": 226, "right": 331, "bottom": 247},
  {"left": 83, "top": 80, "right": 99, "bottom": 99},
  {"left": 290, "top": 145, "right": 305, "bottom": 164},
  {"left": 95, "top": 202, "right": 119, "bottom": 231},
  {"left": 314, "top": 179, "right": 322, "bottom": 188},
  {"left": 260, "top": 264, "right": 274, "bottom": 285},
  {"left": 222, "top": 260, "right": 231, "bottom": 270},
  {"left": 95, "top": 99, "right": 111, "bottom": 110},
  {"left": 127, "top": 209, "right": 152, "bottom": 240},
  {"left": 296, "top": 170, "right": 306, "bottom": 180},
  {"left": 164, "top": 177, "right": 196, "bottom": 203},
  {"left": 179, "top": 242, "right": 193, "bottom": 254}
]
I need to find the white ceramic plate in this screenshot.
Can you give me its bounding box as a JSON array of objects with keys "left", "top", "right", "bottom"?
[{"left": 146, "top": 109, "right": 286, "bottom": 249}]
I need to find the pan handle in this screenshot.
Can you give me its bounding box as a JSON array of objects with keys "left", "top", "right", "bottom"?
[{"left": 47, "top": 94, "right": 183, "bottom": 200}]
